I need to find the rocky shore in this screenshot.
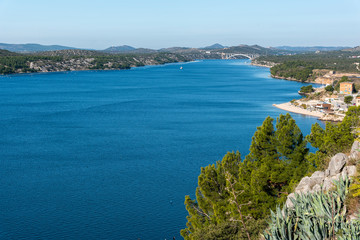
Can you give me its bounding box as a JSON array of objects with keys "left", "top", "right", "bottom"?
[{"left": 251, "top": 60, "right": 277, "bottom": 68}]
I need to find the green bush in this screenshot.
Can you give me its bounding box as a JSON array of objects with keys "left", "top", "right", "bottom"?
[
  {"left": 300, "top": 85, "right": 314, "bottom": 93},
  {"left": 325, "top": 85, "right": 334, "bottom": 92},
  {"left": 345, "top": 95, "right": 354, "bottom": 104}
]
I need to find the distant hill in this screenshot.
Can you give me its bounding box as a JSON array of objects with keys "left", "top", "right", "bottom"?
[
  {"left": 103, "top": 45, "right": 158, "bottom": 54},
  {"left": 202, "top": 43, "right": 226, "bottom": 49},
  {"left": 158, "top": 47, "right": 192, "bottom": 53},
  {"left": 103, "top": 45, "right": 136, "bottom": 53},
  {"left": 34, "top": 49, "right": 105, "bottom": 57},
  {"left": 0, "top": 49, "right": 18, "bottom": 56},
  {"left": 275, "top": 46, "right": 350, "bottom": 52},
  {"left": 342, "top": 46, "right": 360, "bottom": 52},
  {"left": 129, "top": 48, "right": 157, "bottom": 54},
  {"left": 0, "top": 43, "right": 78, "bottom": 53},
  {"left": 219, "top": 44, "right": 280, "bottom": 55}
]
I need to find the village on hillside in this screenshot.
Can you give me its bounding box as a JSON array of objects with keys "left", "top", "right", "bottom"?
[{"left": 275, "top": 71, "right": 360, "bottom": 121}]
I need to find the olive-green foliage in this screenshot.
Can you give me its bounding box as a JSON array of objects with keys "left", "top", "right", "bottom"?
[
  {"left": 264, "top": 177, "right": 360, "bottom": 240},
  {"left": 0, "top": 52, "right": 188, "bottom": 74},
  {"left": 299, "top": 85, "right": 314, "bottom": 93},
  {"left": 349, "top": 175, "right": 360, "bottom": 197},
  {"left": 344, "top": 95, "right": 354, "bottom": 104},
  {"left": 182, "top": 114, "right": 310, "bottom": 239},
  {"left": 188, "top": 218, "right": 268, "bottom": 240},
  {"left": 270, "top": 61, "right": 319, "bottom": 82},
  {"left": 257, "top": 51, "right": 360, "bottom": 74},
  {"left": 0, "top": 55, "right": 57, "bottom": 74},
  {"left": 325, "top": 85, "right": 334, "bottom": 92},
  {"left": 306, "top": 106, "right": 360, "bottom": 170}
]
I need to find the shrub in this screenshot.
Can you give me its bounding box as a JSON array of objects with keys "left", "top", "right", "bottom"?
[
  {"left": 325, "top": 85, "right": 334, "bottom": 92},
  {"left": 345, "top": 95, "right": 354, "bottom": 104},
  {"left": 300, "top": 85, "right": 314, "bottom": 93}
]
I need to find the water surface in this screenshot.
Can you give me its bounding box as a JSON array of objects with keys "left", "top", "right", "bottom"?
[{"left": 0, "top": 60, "right": 322, "bottom": 239}]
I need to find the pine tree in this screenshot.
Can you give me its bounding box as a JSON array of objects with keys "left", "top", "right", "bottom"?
[{"left": 181, "top": 114, "right": 310, "bottom": 239}]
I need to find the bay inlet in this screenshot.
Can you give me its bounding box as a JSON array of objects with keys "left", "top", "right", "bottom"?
[{"left": 0, "top": 59, "right": 323, "bottom": 239}]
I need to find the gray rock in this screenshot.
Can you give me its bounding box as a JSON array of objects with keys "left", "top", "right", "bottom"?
[
  {"left": 323, "top": 178, "right": 334, "bottom": 191},
  {"left": 351, "top": 141, "right": 360, "bottom": 154},
  {"left": 328, "top": 153, "right": 347, "bottom": 176},
  {"left": 312, "top": 184, "right": 322, "bottom": 192},
  {"left": 310, "top": 171, "right": 325, "bottom": 185},
  {"left": 295, "top": 184, "right": 311, "bottom": 194},
  {"left": 350, "top": 141, "right": 360, "bottom": 160},
  {"left": 295, "top": 176, "right": 317, "bottom": 193},
  {"left": 331, "top": 173, "right": 342, "bottom": 181},
  {"left": 343, "top": 165, "right": 357, "bottom": 177},
  {"left": 286, "top": 193, "right": 295, "bottom": 208}
]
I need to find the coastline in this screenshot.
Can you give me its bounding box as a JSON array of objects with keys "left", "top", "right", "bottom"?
[
  {"left": 0, "top": 59, "right": 191, "bottom": 76},
  {"left": 273, "top": 102, "right": 325, "bottom": 118}
]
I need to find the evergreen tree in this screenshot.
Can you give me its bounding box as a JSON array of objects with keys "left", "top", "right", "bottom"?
[
  {"left": 181, "top": 152, "right": 243, "bottom": 240},
  {"left": 306, "top": 107, "right": 358, "bottom": 169},
  {"left": 182, "top": 114, "right": 310, "bottom": 239}
]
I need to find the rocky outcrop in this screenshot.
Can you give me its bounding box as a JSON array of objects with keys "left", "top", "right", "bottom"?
[{"left": 286, "top": 141, "right": 360, "bottom": 208}]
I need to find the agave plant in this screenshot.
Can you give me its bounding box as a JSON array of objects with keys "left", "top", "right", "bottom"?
[{"left": 264, "top": 176, "right": 360, "bottom": 240}]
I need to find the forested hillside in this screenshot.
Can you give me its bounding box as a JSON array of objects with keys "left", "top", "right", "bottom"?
[
  {"left": 254, "top": 51, "right": 360, "bottom": 82},
  {"left": 0, "top": 51, "right": 190, "bottom": 74},
  {"left": 182, "top": 108, "right": 360, "bottom": 239}
]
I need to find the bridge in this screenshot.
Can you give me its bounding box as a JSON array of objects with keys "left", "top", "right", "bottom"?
[{"left": 220, "top": 52, "right": 260, "bottom": 60}]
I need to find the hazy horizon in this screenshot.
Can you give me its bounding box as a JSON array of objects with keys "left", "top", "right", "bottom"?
[
  {"left": 0, "top": 0, "right": 359, "bottom": 49},
  {"left": 0, "top": 42, "right": 356, "bottom": 51}
]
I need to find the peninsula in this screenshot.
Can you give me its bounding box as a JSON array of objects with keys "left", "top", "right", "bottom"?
[{"left": 0, "top": 44, "right": 288, "bottom": 75}]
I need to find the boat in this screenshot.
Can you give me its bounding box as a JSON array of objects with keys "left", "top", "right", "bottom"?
[{"left": 180, "top": 66, "right": 183, "bottom": 70}]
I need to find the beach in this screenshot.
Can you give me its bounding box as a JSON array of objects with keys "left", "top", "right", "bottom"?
[{"left": 273, "top": 102, "right": 325, "bottom": 118}]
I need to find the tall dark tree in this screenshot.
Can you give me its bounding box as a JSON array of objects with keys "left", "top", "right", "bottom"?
[{"left": 182, "top": 114, "right": 310, "bottom": 239}]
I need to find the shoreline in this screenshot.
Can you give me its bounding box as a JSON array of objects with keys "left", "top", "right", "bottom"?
[
  {"left": 0, "top": 59, "right": 192, "bottom": 76},
  {"left": 273, "top": 102, "right": 325, "bottom": 118}
]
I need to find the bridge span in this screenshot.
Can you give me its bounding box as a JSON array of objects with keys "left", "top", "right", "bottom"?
[{"left": 220, "top": 52, "right": 260, "bottom": 60}]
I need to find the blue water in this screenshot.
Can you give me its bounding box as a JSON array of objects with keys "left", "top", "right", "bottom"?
[{"left": 0, "top": 60, "right": 322, "bottom": 240}]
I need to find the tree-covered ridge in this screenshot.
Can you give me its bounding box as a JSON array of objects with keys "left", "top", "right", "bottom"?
[
  {"left": 255, "top": 51, "right": 360, "bottom": 81},
  {"left": 182, "top": 108, "right": 360, "bottom": 239},
  {"left": 0, "top": 52, "right": 190, "bottom": 74},
  {"left": 270, "top": 61, "right": 323, "bottom": 82},
  {"left": 0, "top": 49, "right": 19, "bottom": 56}
]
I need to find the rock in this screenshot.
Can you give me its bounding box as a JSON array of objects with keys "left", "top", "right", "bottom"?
[
  {"left": 295, "top": 184, "right": 311, "bottom": 194},
  {"left": 343, "top": 165, "right": 357, "bottom": 177},
  {"left": 331, "top": 173, "right": 342, "bottom": 182},
  {"left": 325, "top": 169, "right": 330, "bottom": 177},
  {"left": 295, "top": 176, "right": 317, "bottom": 193},
  {"left": 310, "top": 171, "right": 325, "bottom": 185},
  {"left": 350, "top": 141, "right": 360, "bottom": 160},
  {"left": 312, "top": 184, "right": 322, "bottom": 192},
  {"left": 327, "top": 153, "right": 347, "bottom": 176},
  {"left": 323, "top": 178, "right": 334, "bottom": 191},
  {"left": 286, "top": 193, "right": 296, "bottom": 208}
]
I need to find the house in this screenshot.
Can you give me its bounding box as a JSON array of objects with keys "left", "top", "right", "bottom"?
[
  {"left": 356, "top": 96, "right": 360, "bottom": 107},
  {"left": 322, "top": 103, "right": 332, "bottom": 113},
  {"left": 315, "top": 102, "right": 333, "bottom": 113},
  {"left": 339, "top": 82, "right": 353, "bottom": 95}
]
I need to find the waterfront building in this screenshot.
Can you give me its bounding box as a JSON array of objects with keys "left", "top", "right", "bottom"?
[{"left": 339, "top": 82, "right": 354, "bottom": 95}]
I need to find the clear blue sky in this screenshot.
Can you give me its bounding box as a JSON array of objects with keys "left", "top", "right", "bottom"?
[{"left": 0, "top": 0, "right": 359, "bottom": 49}]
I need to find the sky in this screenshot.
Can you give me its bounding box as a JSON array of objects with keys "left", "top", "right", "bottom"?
[{"left": 0, "top": 0, "right": 359, "bottom": 49}]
